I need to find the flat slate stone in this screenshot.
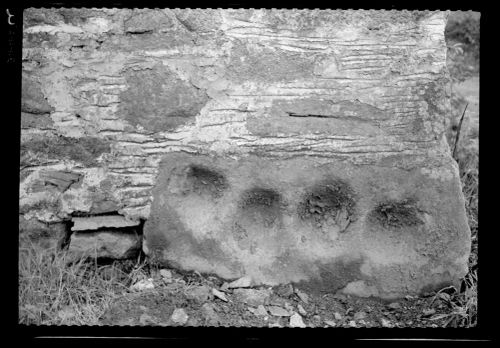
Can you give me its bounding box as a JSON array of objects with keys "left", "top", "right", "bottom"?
[{"left": 71, "top": 215, "right": 140, "bottom": 231}]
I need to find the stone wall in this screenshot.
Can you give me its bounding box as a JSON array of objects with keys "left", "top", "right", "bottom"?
[{"left": 20, "top": 9, "right": 470, "bottom": 298}]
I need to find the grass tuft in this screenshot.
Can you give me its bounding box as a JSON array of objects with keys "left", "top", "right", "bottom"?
[{"left": 18, "top": 240, "right": 132, "bottom": 325}]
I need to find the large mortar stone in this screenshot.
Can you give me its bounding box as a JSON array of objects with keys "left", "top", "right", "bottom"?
[{"left": 144, "top": 152, "right": 469, "bottom": 299}]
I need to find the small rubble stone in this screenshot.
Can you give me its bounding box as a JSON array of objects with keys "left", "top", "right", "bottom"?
[
  {"left": 130, "top": 278, "right": 155, "bottom": 291},
  {"left": 388, "top": 302, "right": 401, "bottom": 310},
  {"left": 159, "top": 269, "right": 172, "bottom": 280},
  {"left": 276, "top": 284, "right": 294, "bottom": 297},
  {"left": 212, "top": 288, "right": 228, "bottom": 302},
  {"left": 295, "top": 289, "right": 309, "bottom": 304},
  {"left": 201, "top": 303, "right": 219, "bottom": 325},
  {"left": 422, "top": 308, "right": 436, "bottom": 317},
  {"left": 220, "top": 282, "right": 230, "bottom": 292},
  {"left": 284, "top": 302, "right": 294, "bottom": 312},
  {"left": 171, "top": 308, "right": 188, "bottom": 325},
  {"left": 254, "top": 305, "right": 268, "bottom": 317},
  {"left": 267, "top": 305, "right": 291, "bottom": 317},
  {"left": 233, "top": 288, "right": 271, "bottom": 307},
  {"left": 186, "top": 285, "right": 212, "bottom": 303},
  {"left": 139, "top": 313, "right": 155, "bottom": 325},
  {"left": 348, "top": 320, "right": 357, "bottom": 327},
  {"left": 57, "top": 306, "right": 76, "bottom": 321},
  {"left": 289, "top": 313, "right": 306, "bottom": 328},
  {"left": 354, "top": 311, "right": 367, "bottom": 320},
  {"left": 227, "top": 275, "right": 252, "bottom": 288},
  {"left": 380, "top": 318, "right": 393, "bottom": 328},
  {"left": 325, "top": 320, "right": 336, "bottom": 327},
  {"left": 334, "top": 312, "right": 343, "bottom": 321},
  {"left": 297, "top": 304, "right": 307, "bottom": 316}
]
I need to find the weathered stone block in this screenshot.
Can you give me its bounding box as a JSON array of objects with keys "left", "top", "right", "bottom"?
[
  {"left": 21, "top": 112, "right": 54, "bottom": 129},
  {"left": 31, "top": 170, "right": 82, "bottom": 192},
  {"left": 118, "top": 64, "right": 209, "bottom": 132},
  {"left": 20, "top": 135, "right": 111, "bottom": 167},
  {"left": 22, "top": 74, "right": 53, "bottom": 114},
  {"left": 68, "top": 230, "right": 141, "bottom": 260},
  {"left": 19, "top": 215, "right": 68, "bottom": 250}
]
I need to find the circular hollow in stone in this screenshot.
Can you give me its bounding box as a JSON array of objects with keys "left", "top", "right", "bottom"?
[
  {"left": 238, "top": 187, "right": 283, "bottom": 226},
  {"left": 184, "top": 164, "right": 228, "bottom": 198},
  {"left": 297, "top": 179, "right": 356, "bottom": 228},
  {"left": 368, "top": 198, "right": 423, "bottom": 229}
]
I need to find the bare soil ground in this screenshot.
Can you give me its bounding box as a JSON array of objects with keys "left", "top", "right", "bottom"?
[{"left": 98, "top": 263, "right": 472, "bottom": 328}]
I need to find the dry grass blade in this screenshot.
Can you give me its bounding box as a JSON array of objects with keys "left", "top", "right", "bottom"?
[{"left": 452, "top": 102, "right": 469, "bottom": 160}]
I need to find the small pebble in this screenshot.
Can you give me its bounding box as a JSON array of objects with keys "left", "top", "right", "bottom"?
[
  {"left": 354, "top": 311, "right": 367, "bottom": 320},
  {"left": 289, "top": 313, "right": 306, "bottom": 328},
  {"left": 295, "top": 289, "right": 310, "bottom": 304},
  {"left": 324, "top": 320, "right": 336, "bottom": 327},
  {"left": 254, "top": 305, "right": 268, "bottom": 317},
  {"left": 387, "top": 302, "right": 401, "bottom": 310},
  {"left": 171, "top": 308, "right": 188, "bottom": 325},
  {"left": 297, "top": 304, "right": 307, "bottom": 316},
  {"left": 381, "top": 318, "right": 392, "bottom": 328},
  {"left": 212, "top": 288, "right": 228, "bottom": 302},
  {"left": 130, "top": 278, "right": 155, "bottom": 291},
  {"left": 159, "top": 269, "right": 172, "bottom": 279},
  {"left": 422, "top": 308, "right": 436, "bottom": 317}
]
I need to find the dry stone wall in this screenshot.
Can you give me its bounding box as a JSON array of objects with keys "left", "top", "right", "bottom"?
[{"left": 20, "top": 9, "right": 470, "bottom": 298}]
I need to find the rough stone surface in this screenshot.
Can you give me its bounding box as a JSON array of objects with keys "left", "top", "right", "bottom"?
[
  {"left": 68, "top": 230, "right": 141, "bottom": 260},
  {"left": 21, "top": 9, "right": 470, "bottom": 298},
  {"left": 232, "top": 288, "right": 272, "bottom": 307}
]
